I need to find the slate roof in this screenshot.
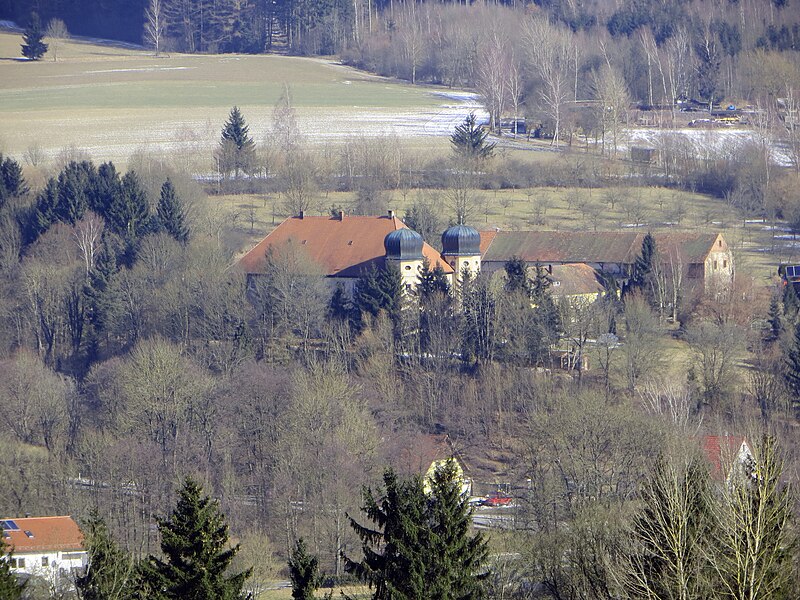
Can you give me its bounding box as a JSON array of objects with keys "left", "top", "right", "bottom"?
[
  {"left": 238, "top": 215, "right": 453, "bottom": 278},
  {"left": 480, "top": 231, "right": 722, "bottom": 266},
  {"left": 1, "top": 516, "right": 84, "bottom": 553},
  {"left": 548, "top": 263, "right": 606, "bottom": 297}
]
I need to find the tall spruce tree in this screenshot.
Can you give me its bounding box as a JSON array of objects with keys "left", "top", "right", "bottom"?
[
  {"left": 0, "top": 154, "right": 29, "bottom": 198},
  {"left": 344, "top": 470, "right": 429, "bottom": 600},
  {"left": 56, "top": 161, "right": 92, "bottom": 224},
  {"left": 426, "top": 460, "right": 489, "bottom": 600},
  {"left": 450, "top": 113, "right": 495, "bottom": 161},
  {"left": 0, "top": 536, "right": 23, "bottom": 600},
  {"left": 784, "top": 318, "right": 800, "bottom": 411},
  {"left": 75, "top": 509, "right": 138, "bottom": 600},
  {"left": 766, "top": 292, "right": 784, "bottom": 343},
  {"left": 288, "top": 538, "right": 323, "bottom": 600},
  {"left": 21, "top": 12, "right": 48, "bottom": 60},
  {"left": 218, "top": 106, "right": 256, "bottom": 178},
  {"left": 157, "top": 179, "right": 189, "bottom": 243},
  {"left": 355, "top": 263, "right": 402, "bottom": 321},
  {"left": 107, "top": 171, "right": 149, "bottom": 239},
  {"left": 631, "top": 231, "right": 657, "bottom": 297},
  {"left": 31, "top": 177, "right": 59, "bottom": 239},
  {"left": 503, "top": 256, "right": 531, "bottom": 297},
  {"left": 782, "top": 282, "right": 800, "bottom": 322},
  {"left": 139, "top": 477, "right": 252, "bottom": 600}
]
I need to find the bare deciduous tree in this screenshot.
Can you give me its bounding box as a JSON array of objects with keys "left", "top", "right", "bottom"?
[
  {"left": 524, "top": 17, "right": 572, "bottom": 146},
  {"left": 73, "top": 212, "right": 105, "bottom": 276},
  {"left": 45, "top": 18, "right": 69, "bottom": 62},
  {"left": 145, "top": 0, "right": 166, "bottom": 56}
]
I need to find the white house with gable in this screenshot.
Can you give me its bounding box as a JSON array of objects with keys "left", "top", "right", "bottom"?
[{"left": 1, "top": 515, "right": 87, "bottom": 585}]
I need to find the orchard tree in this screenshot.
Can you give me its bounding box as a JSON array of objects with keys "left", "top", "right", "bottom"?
[
  {"left": 21, "top": 12, "right": 48, "bottom": 60},
  {"left": 139, "top": 477, "right": 252, "bottom": 599}
]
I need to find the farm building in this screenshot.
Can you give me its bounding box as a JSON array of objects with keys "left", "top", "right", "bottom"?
[
  {"left": 1, "top": 515, "right": 86, "bottom": 585},
  {"left": 237, "top": 211, "right": 454, "bottom": 294},
  {"left": 238, "top": 214, "right": 732, "bottom": 299},
  {"left": 478, "top": 230, "right": 733, "bottom": 294}
]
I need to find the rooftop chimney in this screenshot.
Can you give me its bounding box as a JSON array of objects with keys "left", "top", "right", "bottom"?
[
  {"left": 299, "top": 210, "right": 305, "bottom": 219},
  {"left": 388, "top": 209, "right": 395, "bottom": 219},
  {"left": 339, "top": 210, "right": 345, "bottom": 221}
]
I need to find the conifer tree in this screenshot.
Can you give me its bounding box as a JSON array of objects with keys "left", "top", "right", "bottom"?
[
  {"left": 288, "top": 538, "right": 322, "bottom": 600},
  {"left": 782, "top": 282, "right": 800, "bottom": 322},
  {"left": 139, "top": 477, "right": 252, "bottom": 600},
  {"left": 157, "top": 179, "right": 189, "bottom": 243},
  {"left": 0, "top": 154, "right": 29, "bottom": 198},
  {"left": 450, "top": 113, "right": 495, "bottom": 161},
  {"left": 766, "top": 292, "right": 784, "bottom": 342},
  {"left": 21, "top": 12, "right": 48, "bottom": 60},
  {"left": 784, "top": 318, "right": 800, "bottom": 411},
  {"left": 632, "top": 231, "right": 657, "bottom": 294},
  {"left": 344, "top": 470, "right": 429, "bottom": 600},
  {"left": 0, "top": 536, "right": 23, "bottom": 600},
  {"left": 75, "top": 509, "right": 138, "bottom": 600},
  {"left": 90, "top": 161, "right": 123, "bottom": 215},
  {"left": 355, "top": 263, "right": 402, "bottom": 320},
  {"left": 56, "top": 161, "right": 91, "bottom": 224},
  {"left": 107, "top": 171, "right": 150, "bottom": 239},
  {"left": 503, "top": 256, "right": 531, "bottom": 297},
  {"left": 218, "top": 106, "right": 256, "bottom": 178},
  {"left": 32, "top": 177, "right": 59, "bottom": 238},
  {"left": 417, "top": 260, "right": 451, "bottom": 300},
  {"left": 426, "top": 460, "right": 489, "bottom": 600}
]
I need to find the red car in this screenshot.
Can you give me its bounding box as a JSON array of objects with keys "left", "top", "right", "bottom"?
[{"left": 481, "top": 492, "right": 513, "bottom": 507}]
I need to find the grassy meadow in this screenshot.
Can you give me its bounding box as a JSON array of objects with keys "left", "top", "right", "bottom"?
[{"left": 0, "top": 31, "right": 451, "bottom": 166}]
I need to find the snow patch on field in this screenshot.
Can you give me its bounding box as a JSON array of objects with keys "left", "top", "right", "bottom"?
[
  {"left": 85, "top": 66, "right": 196, "bottom": 74},
  {"left": 623, "top": 128, "right": 794, "bottom": 167}
]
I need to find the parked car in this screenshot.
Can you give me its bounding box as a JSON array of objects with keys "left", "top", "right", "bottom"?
[{"left": 481, "top": 492, "right": 513, "bottom": 507}]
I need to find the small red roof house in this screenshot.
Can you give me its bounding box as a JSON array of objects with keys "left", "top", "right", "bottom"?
[
  {"left": 1, "top": 515, "right": 86, "bottom": 583},
  {"left": 389, "top": 433, "right": 473, "bottom": 497},
  {"left": 238, "top": 212, "right": 452, "bottom": 290},
  {"left": 701, "top": 435, "right": 753, "bottom": 482}
]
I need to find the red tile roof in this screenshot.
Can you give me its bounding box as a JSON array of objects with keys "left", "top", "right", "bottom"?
[
  {"left": 480, "top": 231, "right": 721, "bottom": 266},
  {"left": 701, "top": 435, "right": 750, "bottom": 480},
  {"left": 238, "top": 215, "right": 453, "bottom": 278},
  {"left": 1, "top": 516, "right": 83, "bottom": 553}
]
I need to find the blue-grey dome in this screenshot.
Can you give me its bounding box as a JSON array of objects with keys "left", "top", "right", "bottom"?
[
  {"left": 441, "top": 224, "right": 480, "bottom": 256},
  {"left": 384, "top": 228, "right": 423, "bottom": 260}
]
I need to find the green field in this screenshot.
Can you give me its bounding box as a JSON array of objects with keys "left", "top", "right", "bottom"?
[{"left": 0, "top": 31, "right": 451, "bottom": 167}]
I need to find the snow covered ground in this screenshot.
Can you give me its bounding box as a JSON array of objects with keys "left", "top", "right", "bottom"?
[{"left": 624, "top": 127, "right": 794, "bottom": 167}]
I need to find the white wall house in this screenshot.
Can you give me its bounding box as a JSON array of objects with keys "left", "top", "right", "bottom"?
[{"left": 1, "top": 516, "right": 87, "bottom": 586}]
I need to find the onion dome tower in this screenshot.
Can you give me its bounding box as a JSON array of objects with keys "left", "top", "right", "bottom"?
[
  {"left": 384, "top": 228, "right": 425, "bottom": 289},
  {"left": 441, "top": 224, "right": 481, "bottom": 281}
]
